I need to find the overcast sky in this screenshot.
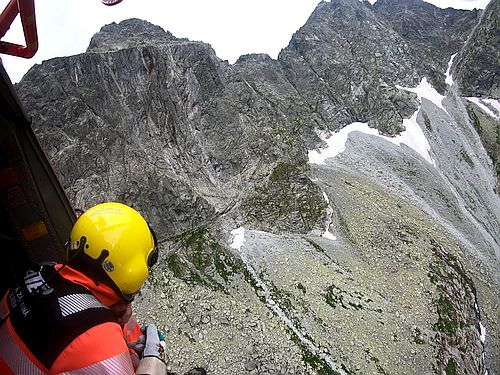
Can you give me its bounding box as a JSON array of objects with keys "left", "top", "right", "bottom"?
[{"left": 0, "top": 0, "right": 491, "bottom": 84}]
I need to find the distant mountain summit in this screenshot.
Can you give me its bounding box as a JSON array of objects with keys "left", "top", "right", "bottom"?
[
  {"left": 373, "top": 0, "right": 481, "bottom": 89},
  {"left": 87, "top": 18, "right": 176, "bottom": 53},
  {"left": 279, "top": 0, "right": 421, "bottom": 135}
]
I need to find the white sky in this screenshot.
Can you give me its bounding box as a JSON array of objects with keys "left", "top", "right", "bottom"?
[{"left": 0, "top": 0, "right": 491, "bottom": 84}]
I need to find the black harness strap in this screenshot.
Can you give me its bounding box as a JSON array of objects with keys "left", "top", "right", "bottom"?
[{"left": 7, "top": 265, "right": 117, "bottom": 369}]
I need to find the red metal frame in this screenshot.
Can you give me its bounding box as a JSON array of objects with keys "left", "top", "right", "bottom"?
[{"left": 0, "top": 0, "right": 38, "bottom": 58}]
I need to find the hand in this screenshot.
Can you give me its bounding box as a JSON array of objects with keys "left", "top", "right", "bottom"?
[
  {"left": 127, "top": 334, "right": 146, "bottom": 356},
  {"left": 142, "top": 324, "right": 166, "bottom": 361}
]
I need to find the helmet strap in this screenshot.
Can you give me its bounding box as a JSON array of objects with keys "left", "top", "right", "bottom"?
[
  {"left": 65, "top": 236, "right": 87, "bottom": 262},
  {"left": 67, "top": 238, "right": 119, "bottom": 294}
]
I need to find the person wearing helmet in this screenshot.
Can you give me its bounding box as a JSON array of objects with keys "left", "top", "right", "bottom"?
[{"left": 0, "top": 202, "right": 165, "bottom": 374}]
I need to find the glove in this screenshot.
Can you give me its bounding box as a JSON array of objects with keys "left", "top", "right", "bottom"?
[
  {"left": 142, "top": 324, "right": 166, "bottom": 361},
  {"left": 127, "top": 334, "right": 146, "bottom": 356}
]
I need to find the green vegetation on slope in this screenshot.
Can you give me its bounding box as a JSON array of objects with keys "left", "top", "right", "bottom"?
[
  {"left": 167, "top": 227, "right": 245, "bottom": 290},
  {"left": 242, "top": 161, "right": 327, "bottom": 233}
]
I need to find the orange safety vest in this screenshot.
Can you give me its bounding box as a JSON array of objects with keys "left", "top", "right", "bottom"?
[{"left": 0, "top": 264, "right": 137, "bottom": 374}]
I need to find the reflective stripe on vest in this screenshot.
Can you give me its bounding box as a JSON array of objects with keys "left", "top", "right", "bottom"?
[
  {"left": 0, "top": 295, "right": 8, "bottom": 319},
  {"left": 60, "top": 351, "right": 134, "bottom": 375},
  {"left": 1, "top": 320, "right": 134, "bottom": 375},
  {"left": 0, "top": 321, "right": 45, "bottom": 375},
  {"left": 58, "top": 293, "right": 108, "bottom": 317}
]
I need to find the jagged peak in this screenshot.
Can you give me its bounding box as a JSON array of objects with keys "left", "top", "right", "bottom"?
[
  {"left": 305, "top": 0, "right": 382, "bottom": 28},
  {"left": 87, "top": 18, "right": 176, "bottom": 53},
  {"left": 235, "top": 53, "right": 274, "bottom": 64},
  {"left": 316, "top": 0, "right": 373, "bottom": 11},
  {"left": 375, "top": 0, "right": 437, "bottom": 9},
  {"left": 374, "top": 0, "right": 478, "bottom": 14}
]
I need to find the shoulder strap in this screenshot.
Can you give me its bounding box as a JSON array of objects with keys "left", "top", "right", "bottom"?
[{"left": 7, "top": 265, "right": 118, "bottom": 369}]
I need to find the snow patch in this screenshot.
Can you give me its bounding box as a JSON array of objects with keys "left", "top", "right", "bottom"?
[
  {"left": 308, "top": 118, "right": 435, "bottom": 166},
  {"left": 445, "top": 53, "right": 457, "bottom": 86},
  {"left": 480, "top": 321, "right": 487, "bottom": 343},
  {"left": 321, "top": 192, "right": 337, "bottom": 240},
  {"left": 322, "top": 230, "right": 336, "bottom": 240},
  {"left": 308, "top": 123, "right": 378, "bottom": 164},
  {"left": 230, "top": 227, "right": 246, "bottom": 250},
  {"left": 398, "top": 111, "right": 436, "bottom": 166},
  {"left": 487, "top": 99, "right": 500, "bottom": 115},
  {"left": 251, "top": 229, "right": 269, "bottom": 235},
  {"left": 397, "top": 77, "right": 447, "bottom": 113},
  {"left": 474, "top": 301, "right": 487, "bottom": 371},
  {"left": 467, "top": 97, "right": 500, "bottom": 120},
  {"left": 322, "top": 192, "right": 330, "bottom": 204}
]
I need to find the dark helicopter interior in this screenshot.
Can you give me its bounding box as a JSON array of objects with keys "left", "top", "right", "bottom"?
[{"left": 0, "top": 64, "right": 75, "bottom": 297}]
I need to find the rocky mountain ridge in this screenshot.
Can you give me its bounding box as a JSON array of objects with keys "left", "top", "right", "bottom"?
[
  {"left": 454, "top": 0, "right": 500, "bottom": 98},
  {"left": 14, "top": 0, "right": 500, "bottom": 373},
  {"left": 373, "top": 0, "right": 481, "bottom": 81}
]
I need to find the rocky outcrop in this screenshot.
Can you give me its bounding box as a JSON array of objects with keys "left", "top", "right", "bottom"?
[
  {"left": 454, "top": 0, "right": 500, "bottom": 98},
  {"left": 87, "top": 18, "right": 176, "bottom": 53},
  {"left": 279, "top": 0, "right": 421, "bottom": 135},
  {"left": 429, "top": 241, "right": 485, "bottom": 375},
  {"left": 466, "top": 101, "right": 500, "bottom": 191},
  {"left": 16, "top": 22, "right": 311, "bottom": 237},
  {"left": 241, "top": 161, "right": 327, "bottom": 233},
  {"left": 373, "top": 0, "right": 481, "bottom": 92}
]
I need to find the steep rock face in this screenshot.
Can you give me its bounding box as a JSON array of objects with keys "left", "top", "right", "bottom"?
[
  {"left": 373, "top": 0, "right": 480, "bottom": 54},
  {"left": 466, "top": 101, "right": 500, "bottom": 191},
  {"left": 373, "top": 0, "right": 481, "bottom": 92},
  {"left": 14, "top": 2, "right": 500, "bottom": 374},
  {"left": 16, "top": 21, "right": 320, "bottom": 237},
  {"left": 454, "top": 0, "right": 500, "bottom": 98},
  {"left": 17, "top": 42, "right": 222, "bottom": 236},
  {"left": 279, "top": 0, "right": 421, "bottom": 135}
]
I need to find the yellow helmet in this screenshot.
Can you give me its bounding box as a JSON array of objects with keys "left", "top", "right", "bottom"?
[{"left": 69, "top": 202, "right": 157, "bottom": 300}]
